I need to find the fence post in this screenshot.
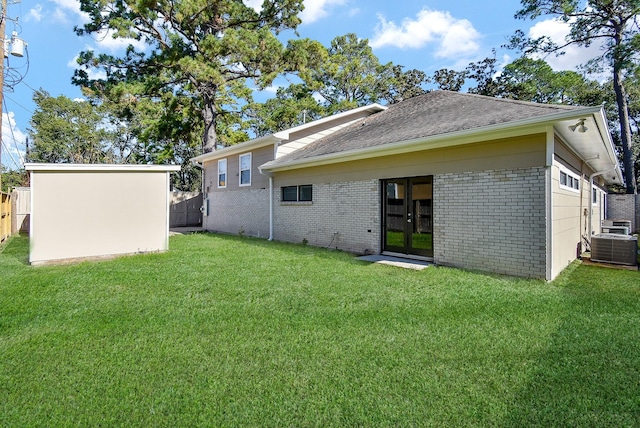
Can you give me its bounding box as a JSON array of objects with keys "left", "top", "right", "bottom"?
[{"left": 0, "top": 192, "right": 11, "bottom": 244}]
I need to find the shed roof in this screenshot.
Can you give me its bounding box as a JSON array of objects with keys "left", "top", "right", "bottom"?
[{"left": 25, "top": 163, "right": 181, "bottom": 172}]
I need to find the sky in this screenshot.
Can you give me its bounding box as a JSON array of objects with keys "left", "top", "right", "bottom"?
[{"left": 0, "top": 0, "right": 601, "bottom": 170}]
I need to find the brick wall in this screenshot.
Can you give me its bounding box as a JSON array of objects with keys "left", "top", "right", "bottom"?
[
  {"left": 273, "top": 179, "right": 381, "bottom": 254},
  {"left": 607, "top": 194, "right": 639, "bottom": 233},
  {"left": 433, "top": 167, "right": 547, "bottom": 278},
  {"left": 205, "top": 189, "right": 270, "bottom": 238}
]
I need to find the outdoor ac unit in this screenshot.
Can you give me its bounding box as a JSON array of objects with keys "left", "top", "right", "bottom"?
[
  {"left": 591, "top": 233, "right": 638, "bottom": 266},
  {"left": 602, "top": 219, "right": 632, "bottom": 228},
  {"left": 601, "top": 219, "right": 632, "bottom": 235}
]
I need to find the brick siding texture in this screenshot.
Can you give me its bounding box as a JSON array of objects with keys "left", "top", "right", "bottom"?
[
  {"left": 274, "top": 179, "right": 381, "bottom": 254},
  {"left": 607, "top": 194, "right": 640, "bottom": 233},
  {"left": 204, "top": 189, "right": 270, "bottom": 238},
  {"left": 433, "top": 167, "right": 547, "bottom": 278}
]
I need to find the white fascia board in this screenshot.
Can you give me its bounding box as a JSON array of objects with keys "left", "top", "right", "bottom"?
[
  {"left": 24, "top": 163, "right": 182, "bottom": 172},
  {"left": 592, "top": 108, "right": 624, "bottom": 183},
  {"left": 262, "top": 107, "right": 604, "bottom": 173},
  {"left": 273, "top": 104, "right": 387, "bottom": 140},
  {"left": 191, "top": 134, "right": 280, "bottom": 164}
]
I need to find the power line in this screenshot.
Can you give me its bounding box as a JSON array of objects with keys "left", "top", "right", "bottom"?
[
  {"left": 4, "top": 94, "right": 32, "bottom": 114},
  {"left": 1, "top": 139, "right": 20, "bottom": 169},
  {"left": 3, "top": 98, "right": 23, "bottom": 166}
]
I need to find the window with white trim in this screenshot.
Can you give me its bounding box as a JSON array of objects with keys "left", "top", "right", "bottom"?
[
  {"left": 592, "top": 186, "right": 599, "bottom": 205},
  {"left": 239, "top": 153, "right": 251, "bottom": 186},
  {"left": 559, "top": 168, "right": 580, "bottom": 192},
  {"left": 218, "top": 158, "right": 227, "bottom": 188}
]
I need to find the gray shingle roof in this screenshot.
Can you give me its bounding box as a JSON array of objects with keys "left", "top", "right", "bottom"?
[{"left": 262, "top": 90, "right": 581, "bottom": 169}]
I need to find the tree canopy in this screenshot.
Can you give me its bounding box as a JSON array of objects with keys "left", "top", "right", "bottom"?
[
  {"left": 510, "top": 0, "right": 640, "bottom": 193},
  {"left": 73, "top": 0, "right": 321, "bottom": 153},
  {"left": 246, "top": 33, "right": 430, "bottom": 135},
  {"left": 27, "top": 90, "right": 114, "bottom": 164}
]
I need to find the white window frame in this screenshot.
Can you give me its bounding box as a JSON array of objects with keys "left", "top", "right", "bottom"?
[
  {"left": 559, "top": 167, "right": 580, "bottom": 193},
  {"left": 218, "top": 158, "right": 227, "bottom": 188},
  {"left": 239, "top": 153, "right": 251, "bottom": 187},
  {"left": 592, "top": 186, "right": 599, "bottom": 206}
]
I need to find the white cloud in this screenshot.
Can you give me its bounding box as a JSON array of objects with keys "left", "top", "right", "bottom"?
[
  {"left": 50, "top": 0, "right": 90, "bottom": 24},
  {"left": 528, "top": 18, "right": 604, "bottom": 72},
  {"left": 68, "top": 55, "right": 107, "bottom": 81},
  {"left": 2, "top": 111, "right": 27, "bottom": 169},
  {"left": 300, "top": 0, "right": 347, "bottom": 24},
  {"left": 25, "top": 5, "right": 44, "bottom": 22},
  {"left": 92, "top": 28, "right": 147, "bottom": 52},
  {"left": 262, "top": 85, "right": 280, "bottom": 95},
  {"left": 370, "top": 9, "right": 481, "bottom": 59},
  {"left": 243, "top": 0, "right": 263, "bottom": 12}
]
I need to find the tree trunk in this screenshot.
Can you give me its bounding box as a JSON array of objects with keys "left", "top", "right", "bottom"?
[
  {"left": 613, "top": 65, "right": 636, "bottom": 194},
  {"left": 201, "top": 91, "right": 217, "bottom": 153}
]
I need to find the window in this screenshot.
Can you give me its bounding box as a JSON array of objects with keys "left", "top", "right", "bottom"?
[
  {"left": 282, "top": 186, "right": 298, "bottom": 201},
  {"left": 299, "top": 185, "right": 312, "bottom": 201},
  {"left": 239, "top": 153, "right": 251, "bottom": 186},
  {"left": 282, "top": 185, "right": 312, "bottom": 202},
  {"left": 218, "top": 159, "right": 227, "bottom": 188},
  {"left": 592, "top": 187, "right": 598, "bottom": 205},
  {"left": 559, "top": 167, "right": 580, "bottom": 192}
]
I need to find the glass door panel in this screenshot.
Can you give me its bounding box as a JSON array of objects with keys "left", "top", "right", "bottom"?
[
  {"left": 383, "top": 177, "right": 433, "bottom": 258},
  {"left": 409, "top": 177, "right": 433, "bottom": 257},
  {"left": 384, "top": 179, "right": 407, "bottom": 253}
]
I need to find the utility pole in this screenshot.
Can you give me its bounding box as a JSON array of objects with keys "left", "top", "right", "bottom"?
[{"left": 0, "top": 0, "right": 6, "bottom": 192}]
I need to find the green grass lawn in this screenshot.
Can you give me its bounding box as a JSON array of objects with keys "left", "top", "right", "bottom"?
[{"left": 1, "top": 233, "right": 639, "bottom": 427}]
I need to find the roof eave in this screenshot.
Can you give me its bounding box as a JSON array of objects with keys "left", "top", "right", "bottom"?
[
  {"left": 191, "top": 134, "right": 280, "bottom": 164},
  {"left": 272, "top": 103, "right": 387, "bottom": 140},
  {"left": 262, "top": 106, "right": 606, "bottom": 173}
]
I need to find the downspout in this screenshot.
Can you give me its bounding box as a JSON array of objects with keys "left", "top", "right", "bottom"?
[
  {"left": 190, "top": 159, "right": 204, "bottom": 193},
  {"left": 259, "top": 140, "right": 282, "bottom": 242},
  {"left": 259, "top": 167, "right": 274, "bottom": 241},
  {"left": 191, "top": 159, "right": 205, "bottom": 225}
]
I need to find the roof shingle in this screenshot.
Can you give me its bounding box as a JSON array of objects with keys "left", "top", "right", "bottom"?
[{"left": 263, "top": 90, "right": 581, "bottom": 168}]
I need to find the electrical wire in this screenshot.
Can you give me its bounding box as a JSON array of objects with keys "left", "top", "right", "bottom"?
[
  {"left": 1, "top": 139, "right": 21, "bottom": 170},
  {"left": 3, "top": 98, "right": 24, "bottom": 166},
  {"left": 4, "top": 94, "right": 32, "bottom": 114},
  {"left": 3, "top": 45, "right": 29, "bottom": 92}
]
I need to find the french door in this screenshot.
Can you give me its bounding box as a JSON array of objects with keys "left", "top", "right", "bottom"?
[{"left": 383, "top": 176, "right": 433, "bottom": 258}]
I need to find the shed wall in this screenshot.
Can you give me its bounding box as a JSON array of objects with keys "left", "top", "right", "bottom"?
[{"left": 30, "top": 171, "right": 170, "bottom": 264}]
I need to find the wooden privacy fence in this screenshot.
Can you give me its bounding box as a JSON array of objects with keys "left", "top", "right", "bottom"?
[
  {"left": 11, "top": 187, "right": 30, "bottom": 235},
  {"left": 1, "top": 192, "right": 11, "bottom": 244},
  {"left": 170, "top": 191, "right": 203, "bottom": 228}
]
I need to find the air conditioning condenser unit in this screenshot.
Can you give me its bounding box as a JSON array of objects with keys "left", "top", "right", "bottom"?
[{"left": 590, "top": 233, "right": 638, "bottom": 266}]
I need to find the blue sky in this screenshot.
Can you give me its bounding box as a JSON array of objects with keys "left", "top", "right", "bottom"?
[{"left": 1, "top": 0, "right": 599, "bottom": 170}]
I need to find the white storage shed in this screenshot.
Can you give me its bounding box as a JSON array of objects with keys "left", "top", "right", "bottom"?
[{"left": 26, "top": 163, "right": 181, "bottom": 265}]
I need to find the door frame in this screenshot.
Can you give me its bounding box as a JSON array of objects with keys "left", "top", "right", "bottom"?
[{"left": 381, "top": 176, "right": 433, "bottom": 259}]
